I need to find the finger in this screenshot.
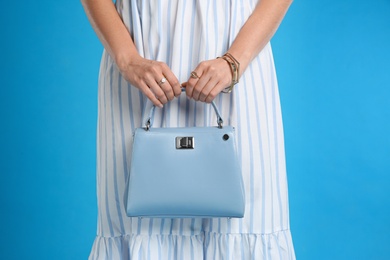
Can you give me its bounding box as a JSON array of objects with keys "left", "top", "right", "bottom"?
[
  {"left": 198, "top": 68, "right": 229, "bottom": 101},
  {"left": 145, "top": 75, "right": 169, "bottom": 104},
  {"left": 152, "top": 86, "right": 169, "bottom": 104},
  {"left": 185, "top": 80, "right": 194, "bottom": 99},
  {"left": 139, "top": 82, "right": 164, "bottom": 108},
  {"left": 198, "top": 77, "right": 219, "bottom": 102},
  {"left": 158, "top": 77, "right": 175, "bottom": 101},
  {"left": 146, "top": 62, "right": 174, "bottom": 102},
  {"left": 186, "top": 67, "right": 203, "bottom": 98},
  {"left": 161, "top": 64, "right": 182, "bottom": 97},
  {"left": 205, "top": 81, "right": 226, "bottom": 103},
  {"left": 186, "top": 72, "right": 201, "bottom": 97},
  {"left": 192, "top": 73, "right": 212, "bottom": 101}
]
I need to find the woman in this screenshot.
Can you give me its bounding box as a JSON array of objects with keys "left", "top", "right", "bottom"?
[{"left": 82, "top": 0, "right": 295, "bottom": 259}]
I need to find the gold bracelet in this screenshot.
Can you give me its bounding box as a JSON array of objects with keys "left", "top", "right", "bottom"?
[
  {"left": 224, "top": 52, "right": 240, "bottom": 78},
  {"left": 218, "top": 55, "right": 239, "bottom": 93}
]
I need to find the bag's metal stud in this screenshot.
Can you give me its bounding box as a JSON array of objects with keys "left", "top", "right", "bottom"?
[
  {"left": 223, "top": 134, "right": 229, "bottom": 141},
  {"left": 145, "top": 119, "right": 151, "bottom": 131}
]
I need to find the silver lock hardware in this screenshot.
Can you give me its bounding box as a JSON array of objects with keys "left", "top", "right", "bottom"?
[{"left": 176, "top": 137, "right": 194, "bottom": 149}]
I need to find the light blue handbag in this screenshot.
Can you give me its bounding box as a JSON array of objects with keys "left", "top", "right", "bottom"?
[{"left": 124, "top": 98, "right": 245, "bottom": 218}]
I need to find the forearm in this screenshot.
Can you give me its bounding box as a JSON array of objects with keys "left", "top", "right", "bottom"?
[
  {"left": 81, "top": 0, "right": 140, "bottom": 70},
  {"left": 228, "top": 0, "right": 293, "bottom": 77},
  {"left": 82, "top": 0, "right": 182, "bottom": 106}
]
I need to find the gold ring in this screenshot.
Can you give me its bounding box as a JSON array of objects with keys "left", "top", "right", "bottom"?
[
  {"left": 158, "top": 77, "right": 167, "bottom": 85},
  {"left": 190, "top": 71, "right": 200, "bottom": 79}
]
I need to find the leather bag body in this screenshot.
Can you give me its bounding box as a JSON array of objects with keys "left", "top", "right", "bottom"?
[{"left": 124, "top": 101, "right": 245, "bottom": 218}]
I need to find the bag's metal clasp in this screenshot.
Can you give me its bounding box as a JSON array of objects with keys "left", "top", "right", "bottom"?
[{"left": 176, "top": 137, "right": 194, "bottom": 149}]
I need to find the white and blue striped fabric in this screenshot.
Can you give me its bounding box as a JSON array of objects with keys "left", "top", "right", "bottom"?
[{"left": 89, "top": 0, "right": 295, "bottom": 259}]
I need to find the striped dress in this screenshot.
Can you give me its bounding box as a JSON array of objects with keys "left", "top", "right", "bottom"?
[{"left": 89, "top": 0, "right": 295, "bottom": 259}]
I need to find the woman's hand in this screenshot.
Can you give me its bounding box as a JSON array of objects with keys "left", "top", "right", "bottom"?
[
  {"left": 119, "top": 55, "right": 182, "bottom": 107},
  {"left": 81, "top": 0, "right": 181, "bottom": 108},
  {"left": 185, "top": 58, "right": 232, "bottom": 103}
]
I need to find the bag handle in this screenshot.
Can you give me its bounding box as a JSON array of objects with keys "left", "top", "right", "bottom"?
[{"left": 145, "top": 88, "right": 223, "bottom": 130}]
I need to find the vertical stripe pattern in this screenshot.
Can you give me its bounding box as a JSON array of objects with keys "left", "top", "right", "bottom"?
[{"left": 89, "top": 0, "right": 295, "bottom": 259}]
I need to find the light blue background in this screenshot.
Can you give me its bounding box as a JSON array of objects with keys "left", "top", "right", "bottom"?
[{"left": 1, "top": 0, "right": 389, "bottom": 259}]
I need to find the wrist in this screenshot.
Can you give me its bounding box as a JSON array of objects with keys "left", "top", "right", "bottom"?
[
  {"left": 217, "top": 53, "right": 240, "bottom": 94},
  {"left": 115, "top": 50, "right": 142, "bottom": 72},
  {"left": 225, "top": 49, "right": 251, "bottom": 78}
]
